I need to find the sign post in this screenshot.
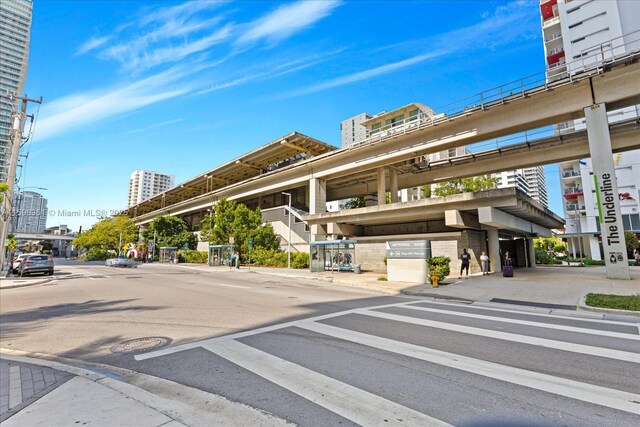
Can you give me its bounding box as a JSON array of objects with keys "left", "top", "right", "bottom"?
[{"left": 585, "top": 104, "right": 630, "bottom": 279}]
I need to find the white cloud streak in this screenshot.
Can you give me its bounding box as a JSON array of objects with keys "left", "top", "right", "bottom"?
[
  {"left": 75, "top": 35, "right": 112, "bottom": 55},
  {"left": 236, "top": 0, "right": 342, "bottom": 46},
  {"left": 36, "top": 66, "right": 195, "bottom": 142},
  {"left": 122, "top": 118, "right": 184, "bottom": 135},
  {"left": 279, "top": 0, "right": 538, "bottom": 99}
]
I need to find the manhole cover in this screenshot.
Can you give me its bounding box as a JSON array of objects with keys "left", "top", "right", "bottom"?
[{"left": 111, "top": 337, "right": 172, "bottom": 354}]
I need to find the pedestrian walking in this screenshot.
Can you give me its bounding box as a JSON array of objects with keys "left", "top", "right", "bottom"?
[
  {"left": 635, "top": 248, "right": 640, "bottom": 266},
  {"left": 235, "top": 251, "right": 240, "bottom": 269},
  {"left": 480, "top": 251, "right": 490, "bottom": 275},
  {"left": 459, "top": 248, "right": 471, "bottom": 279},
  {"left": 503, "top": 250, "right": 514, "bottom": 277}
]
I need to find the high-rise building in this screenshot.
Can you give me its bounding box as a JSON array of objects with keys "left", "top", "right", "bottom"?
[
  {"left": 11, "top": 190, "right": 47, "bottom": 233},
  {"left": 540, "top": 0, "right": 640, "bottom": 259},
  {"left": 128, "top": 170, "right": 175, "bottom": 207},
  {"left": 340, "top": 112, "right": 373, "bottom": 148},
  {"left": 0, "top": 0, "right": 33, "bottom": 182}
]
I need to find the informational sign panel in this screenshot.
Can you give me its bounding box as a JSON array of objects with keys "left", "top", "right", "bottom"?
[
  {"left": 585, "top": 104, "right": 630, "bottom": 279},
  {"left": 386, "top": 240, "right": 431, "bottom": 259}
]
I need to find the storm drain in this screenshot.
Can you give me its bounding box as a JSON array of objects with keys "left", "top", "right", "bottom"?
[
  {"left": 110, "top": 337, "right": 172, "bottom": 354},
  {"left": 490, "top": 298, "right": 576, "bottom": 310}
]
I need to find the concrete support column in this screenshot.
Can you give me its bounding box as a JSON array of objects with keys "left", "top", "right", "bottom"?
[
  {"left": 487, "top": 228, "right": 501, "bottom": 273},
  {"left": 138, "top": 226, "right": 147, "bottom": 244},
  {"left": 377, "top": 167, "right": 387, "bottom": 206},
  {"left": 527, "top": 238, "right": 536, "bottom": 269},
  {"left": 309, "top": 178, "right": 326, "bottom": 215},
  {"left": 309, "top": 178, "right": 327, "bottom": 242},
  {"left": 389, "top": 168, "right": 398, "bottom": 203},
  {"left": 585, "top": 103, "right": 630, "bottom": 279}
]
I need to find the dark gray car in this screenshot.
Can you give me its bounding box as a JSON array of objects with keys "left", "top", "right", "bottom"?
[{"left": 18, "top": 254, "right": 54, "bottom": 277}]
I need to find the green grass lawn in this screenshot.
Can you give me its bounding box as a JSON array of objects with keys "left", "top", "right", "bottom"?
[{"left": 584, "top": 293, "right": 640, "bottom": 311}]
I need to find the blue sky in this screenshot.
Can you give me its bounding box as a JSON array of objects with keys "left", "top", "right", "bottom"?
[{"left": 21, "top": 0, "right": 561, "bottom": 231}]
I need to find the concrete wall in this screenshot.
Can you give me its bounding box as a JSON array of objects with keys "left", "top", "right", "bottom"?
[{"left": 352, "top": 230, "right": 488, "bottom": 276}]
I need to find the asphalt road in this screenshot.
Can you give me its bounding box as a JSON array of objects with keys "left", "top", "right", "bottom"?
[{"left": 1, "top": 260, "right": 639, "bottom": 426}]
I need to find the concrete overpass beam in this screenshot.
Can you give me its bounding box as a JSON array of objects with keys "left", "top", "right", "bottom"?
[
  {"left": 478, "top": 206, "right": 552, "bottom": 237},
  {"left": 445, "top": 210, "right": 480, "bottom": 229},
  {"left": 327, "top": 222, "right": 363, "bottom": 237}
]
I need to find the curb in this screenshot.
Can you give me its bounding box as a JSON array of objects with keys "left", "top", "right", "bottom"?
[
  {"left": 400, "top": 289, "right": 475, "bottom": 303},
  {"left": 0, "top": 349, "right": 290, "bottom": 426},
  {"left": 577, "top": 295, "right": 640, "bottom": 319},
  {"left": 0, "top": 277, "right": 53, "bottom": 290}
]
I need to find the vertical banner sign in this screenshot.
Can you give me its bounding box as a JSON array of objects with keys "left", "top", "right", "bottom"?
[{"left": 584, "top": 104, "right": 630, "bottom": 279}]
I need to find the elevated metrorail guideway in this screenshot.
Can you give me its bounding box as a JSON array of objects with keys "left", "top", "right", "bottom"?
[{"left": 130, "top": 51, "right": 640, "bottom": 226}]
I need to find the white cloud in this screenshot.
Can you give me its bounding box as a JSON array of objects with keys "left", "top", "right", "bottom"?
[
  {"left": 279, "top": 0, "right": 538, "bottom": 98},
  {"left": 122, "top": 118, "right": 184, "bottom": 135},
  {"left": 76, "top": 35, "right": 112, "bottom": 56},
  {"left": 236, "top": 0, "right": 342, "bottom": 46},
  {"left": 36, "top": 66, "right": 195, "bottom": 142}
]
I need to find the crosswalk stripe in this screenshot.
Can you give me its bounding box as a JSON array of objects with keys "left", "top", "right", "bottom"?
[
  {"left": 356, "top": 309, "right": 640, "bottom": 363},
  {"left": 298, "top": 321, "right": 640, "bottom": 415},
  {"left": 401, "top": 305, "right": 640, "bottom": 340},
  {"left": 437, "top": 301, "right": 638, "bottom": 326},
  {"left": 214, "top": 283, "right": 250, "bottom": 289},
  {"left": 135, "top": 300, "right": 421, "bottom": 361},
  {"left": 202, "top": 339, "right": 452, "bottom": 427}
]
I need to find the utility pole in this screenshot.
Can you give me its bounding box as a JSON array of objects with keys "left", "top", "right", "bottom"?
[{"left": 0, "top": 94, "right": 42, "bottom": 271}]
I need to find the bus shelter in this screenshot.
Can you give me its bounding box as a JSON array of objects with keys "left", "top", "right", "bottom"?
[
  {"left": 159, "top": 247, "right": 178, "bottom": 263},
  {"left": 310, "top": 241, "right": 356, "bottom": 272},
  {"left": 209, "top": 245, "right": 234, "bottom": 266}
]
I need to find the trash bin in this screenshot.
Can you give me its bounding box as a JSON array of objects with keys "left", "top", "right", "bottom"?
[{"left": 353, "top": 264, "right": 361, "bottom": 274}]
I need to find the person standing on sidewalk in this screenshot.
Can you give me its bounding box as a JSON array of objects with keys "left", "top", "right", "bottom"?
[
  {"left": 459, "top": 248, "right": 471, "bottom": 279},
  {"left": 480, "top": 251, "right": 490, "bottom": 275}
]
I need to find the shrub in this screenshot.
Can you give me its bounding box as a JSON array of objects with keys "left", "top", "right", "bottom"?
[
  {"left": 291, "top": 252, "right": 310, "bottom": 269},
  {"left": 377, "top": 276, "right": 387, "bottom": 281},
  {"left": 178, "top": 250, "right": 208, "bottom": 264},
  {"left": 82, "top": 248, "right": 111, "bottom": 261},
  {"left": 428, "top": 256, "right": 450, "bottom": 284}
]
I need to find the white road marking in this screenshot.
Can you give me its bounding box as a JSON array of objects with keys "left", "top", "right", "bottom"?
[
  {"left": 8, "top": 365, "right": 22, "bottom": 409},
  {"left": 402, "top": 304, "right": 640, "bottom": 340},
  {"left": 297, "top": 321, "right": 640, "bottom": 415},
  {"left": 460, "top": 301, "right": 639, "bottom": 327},
  {"left": 356, "top": 309, "right": 640, "bottom": 363},
  {"left": 135, "top": 300, "right": 420, "bottom": 360},
  {"left": 202, "top": 339, "right": 451, "bottom": 427},
  {"left": 85, "top": 276, "right": 98, "bottom": 281}
]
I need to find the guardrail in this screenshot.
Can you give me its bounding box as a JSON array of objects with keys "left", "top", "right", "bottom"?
[{"left": 348, "top": 31, "right": 640, "bottom": 151}]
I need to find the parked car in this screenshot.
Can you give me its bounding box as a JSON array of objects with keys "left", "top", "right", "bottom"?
[
  {"left": 12, "top": 253, "right": 33, "bottom": 274},
  {"left": 106, "top": 256, "right": 138, "bottom": 268},
  {"left": 18, "top": 254, "right": 54, "bottom": 277}
]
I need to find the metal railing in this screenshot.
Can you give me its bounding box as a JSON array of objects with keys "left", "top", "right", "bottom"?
[
  {"left": 348, "top": 30, "right": 640, "bottom": 151},
  {"left": 561, "top": 170, "right": 581, "bottom": 178},
  {"left": 563, "top": 186, "right": 583, "bottom": 194}
]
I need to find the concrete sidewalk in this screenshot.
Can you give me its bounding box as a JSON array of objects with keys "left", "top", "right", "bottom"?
[{"left": 0, "top": 352, "right": 289, "bottom": 426}]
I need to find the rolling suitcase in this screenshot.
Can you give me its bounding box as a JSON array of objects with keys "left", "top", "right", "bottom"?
[{"left": 503, "top": 265, "right": 514, "bottom": 277}]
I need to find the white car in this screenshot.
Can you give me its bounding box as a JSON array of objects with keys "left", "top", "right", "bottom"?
[
  {"left": 12, "top": 253, "right": 33, "bottom": 274},
  {"left": 106, "top": 256, "right": 138, "bottom": 268}
]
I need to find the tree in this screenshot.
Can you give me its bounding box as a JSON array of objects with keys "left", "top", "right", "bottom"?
[
  {"left": 433, "top": 176, "right": 498, "bottom": 197},
  {"left": 142, "top": 216, "right": 197, "bottom": 251},
  {"left": 344, "top": 196, "right": 366, "bottom": 209},
  {"left": 624, "top": 231, "right": 639, "bottom": 255},
  {"left": 422, "top": 185, "right": 432, "bottom": 199},
  {"left": 73, "top": 215, "right": 138, "bottom": 252},
  {"left": 0, "top": 182, "right": 7, "bottom": 204},
  {"left": 205, "top": 198, "right": 279, "bottom": 256}
]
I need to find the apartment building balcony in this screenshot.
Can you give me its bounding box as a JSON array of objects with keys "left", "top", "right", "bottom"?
[
  {"left": 542, "top": 15, "right": 560, "bottom": 30},
  {"left": 561, "top": 170, "right": 581, "bottom": 179},
  {"left": 563, "top": 186, "right": 584, "bottom": 199},
  {"left": 540, "top": 0, "right": 558, "bottom": 20},
  {"left": 546, "top": 49, "right": 566, "bottom": 66},
  {"left": 565, "top": 203, "right": 586, "bottom": 213},
  {"left": 544, "top": 33, "right": 563, "bottom": 44}
]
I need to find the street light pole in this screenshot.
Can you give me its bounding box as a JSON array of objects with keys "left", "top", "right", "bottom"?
[{"left": 282, "top": 192, "right": 292, "bottom": 269}]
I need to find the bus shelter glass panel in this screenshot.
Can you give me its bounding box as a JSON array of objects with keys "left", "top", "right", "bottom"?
[
  {"left": 310, "top": 241, "right": 356, "bottom": 272},
  {"left": 208, "top": 245, "right": 234, "bottom": 266},
  {"left": 159, "top": 247, "right": 178, "bottom": 263}
]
